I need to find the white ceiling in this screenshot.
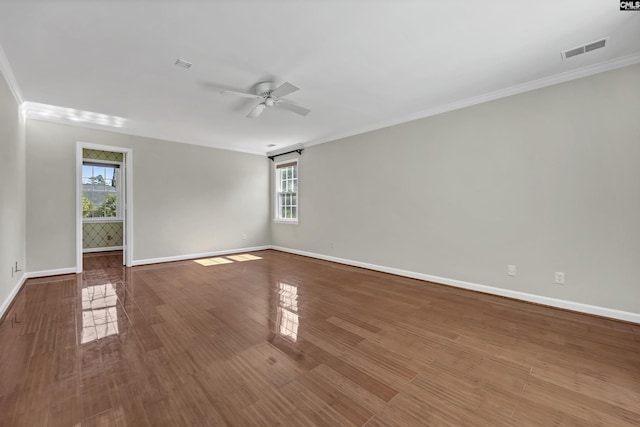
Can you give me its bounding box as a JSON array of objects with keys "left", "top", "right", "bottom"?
[{"left": 0, "top": 1, "right": 638, "bottom": 155}]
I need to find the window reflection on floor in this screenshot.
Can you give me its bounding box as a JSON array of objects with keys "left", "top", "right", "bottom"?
[
  {"left": 81, "top": 283, "right": 119, "bottom": 343},
  {"left": 277, "top": 282, "right": 299, "bottom": 341}
]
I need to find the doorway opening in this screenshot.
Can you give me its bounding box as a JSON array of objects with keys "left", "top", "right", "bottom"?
[{"left": 76, "top": 142, "right": 133, "bottom": 272}]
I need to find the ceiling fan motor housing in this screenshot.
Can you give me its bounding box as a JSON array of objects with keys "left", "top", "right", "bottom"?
[{"left": 256, "top": 81, "right": 276, "bottom": 97}]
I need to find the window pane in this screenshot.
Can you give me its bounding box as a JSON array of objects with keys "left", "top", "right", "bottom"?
[
  {"left": 82, "top": 163, "right": 119, "bottom": 218},
  {"left": 106, "top": 167, "right": 116, "bottom": 183},
  {"left": 276, "top": 163, "right": 298, "bottom": 221},
  {"left": 102, "top": 193, "right": 117, "bottom": 217}
]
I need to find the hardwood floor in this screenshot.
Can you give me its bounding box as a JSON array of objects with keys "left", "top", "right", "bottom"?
[{"left": 1, "top": 250, "right": 639, "bottom": 426}]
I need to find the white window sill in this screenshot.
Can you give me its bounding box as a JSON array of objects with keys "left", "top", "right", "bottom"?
[
  {"left": 274, "top": 219, "right": 298, "bottom": 225},
  {"left": 82, "top": 217, "right": 123, "bottom": 223}
]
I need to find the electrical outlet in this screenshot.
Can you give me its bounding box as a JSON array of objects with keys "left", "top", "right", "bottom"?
[
  {"left": 555, "top": 272, "right": 565, "bottom": 285},
  {"left": 507, "top": 265, "right": 516, "bottom": 276},
  {"left": 329, "top": 242, "right": 334, "bottom": 249},
  {"left": 11, "top": 261, "right": 20, "bottom": 277},
  {"left": 242, "top": 233, "right": 247, "bottom": 240}
]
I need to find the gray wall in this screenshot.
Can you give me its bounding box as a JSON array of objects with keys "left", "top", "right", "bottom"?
[
  {"left": 26, "top": 121, "right": 270, "bottom": 271},
  {"left": 10, "top": 63, "right": 640, "bottom": 316},
  {"left": 0, "top": 69, "right": 26, "bottom": 313},
  {"left": 272, "top": 64, "right": 640, "bottom": 314}
]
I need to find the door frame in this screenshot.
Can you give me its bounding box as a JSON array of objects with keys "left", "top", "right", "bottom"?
[{"left": 76, "top": 142, "right": 133, "bottom": 272}]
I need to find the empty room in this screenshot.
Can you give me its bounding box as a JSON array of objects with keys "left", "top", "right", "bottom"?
[{"left": 1, "top": 1, "right": 639, "bottom": 426}]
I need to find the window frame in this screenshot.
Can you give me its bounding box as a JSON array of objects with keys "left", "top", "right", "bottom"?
[
  {"left": 273, "top": 159, "right": 299, "bottom": 224},
  {"left": 81, "top": 159, "right": 123, "bottom": 222}
]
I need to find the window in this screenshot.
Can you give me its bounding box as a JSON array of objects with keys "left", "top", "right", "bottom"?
[
  {"left": 275, "top": 160, "right": 298, "bottom": 222},
  {"left": 82, "top": 161, "right": 122, "bottom": 220}
]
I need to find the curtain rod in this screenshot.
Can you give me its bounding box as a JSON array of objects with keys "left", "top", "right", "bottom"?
[{"left": 268, "top": 148, "right": 303, "bottom": 162}]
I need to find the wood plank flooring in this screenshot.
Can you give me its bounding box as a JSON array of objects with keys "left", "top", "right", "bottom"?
[{"left": 1, "top": 249, "right": 639, "bottom": 426}]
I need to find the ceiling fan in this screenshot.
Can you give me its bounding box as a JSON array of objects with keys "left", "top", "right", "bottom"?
[{"left": 221, "top": 81, "right": 310, "bottom": 118}]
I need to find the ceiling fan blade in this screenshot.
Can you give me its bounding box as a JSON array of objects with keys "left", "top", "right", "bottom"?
[
  {"left": 270, "top": 82, "right": 299, "bottom": 98},
  {"left": 221, "top": 90, "right": 262, "bottom": 100},
  {"left": 276, "top": 100, "right": 310, "bottom": 116},
  {"left": 247, "top": 103, "right": 266, "bottom": 118}
]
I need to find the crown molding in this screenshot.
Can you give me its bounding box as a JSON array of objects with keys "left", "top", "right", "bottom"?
[
  {"left": 0, "top": 41, "right": 23, "bottom": 104},
  {"left": 25, "top": 115, "right": 266, "bottom": 156},
  {"left": 303, "top": 52, "right": 640, "bottom": 150}
]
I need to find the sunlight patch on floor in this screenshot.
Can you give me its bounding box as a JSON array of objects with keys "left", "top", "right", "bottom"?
[
  {"left": 226, "top": 254, "right": 262, "bottom": 262},
  {"left": 194, "top": 257, "right": 235, "bottom": 266},
  {"left": 194, "top": 253, "right": 263, "bottom": 266}
]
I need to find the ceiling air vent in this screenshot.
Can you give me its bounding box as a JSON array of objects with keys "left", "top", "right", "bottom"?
[
  {"left": 174, "top": 59, "right": 192, "bottom": 69},
  {"left": 585, "top": 39, "right": 606, "bottom": 52},
  {"left": 561, "top": 38, "right": 608, "bottom": 60}
]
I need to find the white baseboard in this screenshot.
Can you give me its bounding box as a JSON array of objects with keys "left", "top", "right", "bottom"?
[
  {"left": 26, "top": 267, "right": 77, "bottom": 279},
  {"left": 271, "top": 246, "right": 640, "bottom": 324},
  {"left": 0, "top": 273, "right": 27, "bottom": 320},
  {"left": 132, "top": 245, "right": 272, "bottom": 266},
  {"left": 83, "top": 246, "right": 123, "bottom": 253},
  {"left": 13, "top": 245, "right": 637, "bottom": 324}
]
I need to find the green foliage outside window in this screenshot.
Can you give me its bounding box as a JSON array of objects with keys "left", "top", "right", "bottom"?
[
  {"left": 83, "top": 194, "right": 117, "bottom": 218},
  {"left": 82, "top": 196, "right": 94, "bottom": 218},
  {"left": 97, "top": 194, "right": 117, "bottom": 217}
]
